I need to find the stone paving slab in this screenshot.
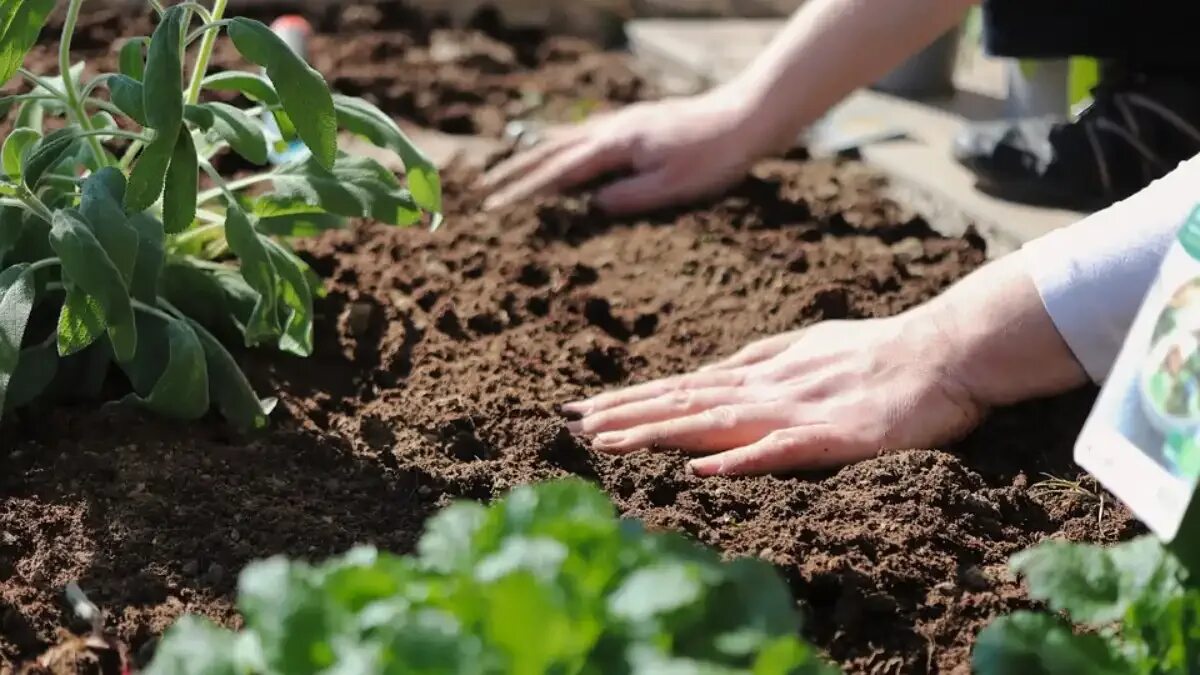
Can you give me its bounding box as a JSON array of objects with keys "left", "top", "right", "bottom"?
[{"left": 627, "top": 19, "right": 1088, "bottom": 252}]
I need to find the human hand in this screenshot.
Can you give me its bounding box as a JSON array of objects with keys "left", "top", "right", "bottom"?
[
  {"left": 563, "top": 315, "right": 987, "bottom": 476},
  {"left": 481, "top": 90, "right": 773, "bottom": 215}
]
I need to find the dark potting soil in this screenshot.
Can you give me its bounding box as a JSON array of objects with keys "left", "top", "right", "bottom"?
[{"left": 1, "top": 5, "right": 1135, "bottom": 675}]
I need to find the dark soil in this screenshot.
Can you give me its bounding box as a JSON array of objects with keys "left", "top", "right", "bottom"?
[{"left": 1, "top": 5, "right": 1135, "bottom": 675}]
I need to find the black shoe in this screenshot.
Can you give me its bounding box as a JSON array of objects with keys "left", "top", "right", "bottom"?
[{"left": 953, "top": 72, "right": 1200, "bottom": 211}]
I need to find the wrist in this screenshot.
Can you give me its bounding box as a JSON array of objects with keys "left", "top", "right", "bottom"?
[{"left": 703, "top": 79, "right": 797, "bottom": 161}]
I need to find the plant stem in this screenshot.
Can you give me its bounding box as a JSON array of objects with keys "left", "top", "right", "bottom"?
[
  {"left": 185, "top": 0, "right": 229, "bottom": 105},
  {"left": 119, "top": 140, "right": 145, "bottom": 171},
  {"left": 197, "top": 171, "right": 276, "bottom": 204},
  {"left": 27, "top": 257, "right": 61, "bottom": 274},
  {"left": 59, "top": 0, "right": 108, "bottom": 168},
  {"left": 169, "top": 221, "right": 224, "bottom": 248},
  {"left": 131, "top": 298, "right": 177, "bottom": 323},
  {"left": 197, "top": 158, "right": 240, "bottom": 205},
  {"left": 186, "top": 19, "right": 234, "bottom": 47},
  {"left": 16, "top": 69, "right": 69, "bottom": 103},
  {"left": 76, "top": 129, "right": 155, "bottom": 144},
  {"left": 15, "top": 191, "right": 53, "bottom": 222}
]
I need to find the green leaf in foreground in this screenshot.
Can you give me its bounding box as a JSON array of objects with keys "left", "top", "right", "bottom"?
[
  {"left": 163, "top": 129, "right": 198, "bottom": 234},
  {"left": 21, "top": 127, "right": 79, "bottom": 189},
  {"left": 108, "top": 74, "right": 148, "bottom": 126},
  {"left": 190, "top": 101, "right": 269, "bottom": 165},
  {"left": 125, "top": 128, "right": 174, "bottom": 213},
  {"left": 333, "top": 94, "right": 442, "bottom": 216},
  {"left": 1, "top": 127, "right": 38, "bottom": 178},
  {"left": 187, "top": 317, "right": 272, "bottom": 431},
  {"left": 1011, "top": 535, "right": 1182, "bottom": 625},
  {"left": 972, "top": 612, "right": 1128, "bottom": 675},
  {"left": 223, "top": 208, "right": 278, "bottom": 346},
  {"left": 79, "top": 168, "right": 138, "bottom": 283},
  {"left": 0, "top": 262, "right": 36, "bottom": 413},
  {"left": 268, "top": 154, "right": 421, "bottom": 226},
  {"left": 149, "top": 480, "right": 835, "bottom": 674},
  {"left": 0, "top": 0, "right": 57, "bottom": 84},
  {"left": 143, "top": 615, "right": 239, "bottom": 675},
  {"left": 200, "top": 70, "right": 280, "bottom": 106},
  {"left": 6, "top": 338, "right": 57, "bottom": 410},
  {"left": 50, "top": 210, "right": 137, "bottom": 362},
  {"left": 118, "top": 36, "right": 147, "bottom": 81},
  {"left": 262, "top": 238, "right": 313, "bottom": 356},
  {"left": 141, "top": 5, "right": 185, "bottom": 134},
  {"left": 57, "top": 285, "right": 106, "bottom": 357},
  {"left": 135, "top": 317, "right": 210, "bottom": 420},
  {"left": 227, "top": 17, "right": 337, "bottom": 169}
]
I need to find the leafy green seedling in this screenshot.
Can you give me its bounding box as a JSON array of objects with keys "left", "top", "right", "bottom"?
[
  {"left": 146, "top": 479, "right": 839, "bottom": 674},
  {"left": 0, "top": 0, "right": 441, "bottom": 430},
  {"left": 974, "top": 536, "right": 1200, "bottom": 674}
]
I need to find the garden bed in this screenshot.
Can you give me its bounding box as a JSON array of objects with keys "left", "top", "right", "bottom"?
[{"left": 1, "top": 4, "right": 1135, "bottom": 674}]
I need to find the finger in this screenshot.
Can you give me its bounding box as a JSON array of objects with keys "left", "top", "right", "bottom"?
[
  {"left": 562, "top": 368, "right": 751, "bottom": 416},
  {"left": 480, "top": 133, "right": 582, "bottom": 192},
  {"left": 688, "top": 426, "right": 859, "bottom": 477},
  {"left": 484, "top": 139, "right": 630, "bottom": 210},
  {"left": 595, "top": 164, "right": 726, "bottom": 216},
  {"left": 590, "top": 403, "right": 792, "bottom": 455},
  {"left": 698, "top": 331, "right": 804, "bottom": 372},
  {"left": 569, "top": 386, "right": 766, "bottom": 436}
]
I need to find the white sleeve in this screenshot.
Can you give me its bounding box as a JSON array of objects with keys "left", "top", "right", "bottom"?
[{"left": 1023, "top": 155, "right": 1200, "bottom": 382}]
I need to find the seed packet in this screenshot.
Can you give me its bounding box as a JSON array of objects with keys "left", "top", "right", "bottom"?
[{"left": 1076, "top": 206, "right": 1200, "bottom": 543}]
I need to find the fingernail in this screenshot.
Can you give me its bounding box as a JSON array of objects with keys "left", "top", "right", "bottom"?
[
  {"left": 482, "top": 196, "right": 500, "bottom": 211},
  {"left": 687, "top": 459, "right": 718, "bottom": 477},
  {"left": 592, "top": 432, "right": 626, "bottom": 448},
  {"left": 565, "top": 420, "right": 583, "bottom": 434},
  {"left": 561, "top": 401, "right": 592, "bottom": 416}
]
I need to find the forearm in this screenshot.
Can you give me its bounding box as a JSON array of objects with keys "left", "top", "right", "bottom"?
[
  {"left": 920, "top": 252, "right": 1089, "bottom": 409},
  {"left": 721, "top": 0, "right": 978, "bottom": 154}
]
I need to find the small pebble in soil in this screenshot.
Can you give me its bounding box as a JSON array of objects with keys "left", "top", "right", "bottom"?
[{"left": 181, "top": 560, "right": 199, "bottom": 577}]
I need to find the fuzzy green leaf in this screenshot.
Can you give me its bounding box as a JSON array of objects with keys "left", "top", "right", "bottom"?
[
  {"left": 143, "top": 615, "right": 240, "bottom": 675},
  {"left": 141, "top": 5, "right": 185, "bottom": 133},
  {"left": 118, "top": 36, "right": 147, "bottom": 81},
  {"left": 186, "top": 317, "right": 272, "bottom": 431},
  {"left": 124, "top": 128, "right": 174, "bottom": 212},
  {"left": 57, "top": 285, "right": 106, "bottom": 357},
  {"left": 190, "top": 101, "right": 269, "bottom": 165},
  {"left": 80, "top": 168, "right": 139, "bottom": 283},
  {"left": 334, "top": 94, "right": 442, "bottom": 217},
  {"left": 269, "top": 153, "right": 421, "bottom": 225},
  {"left": 137, "top": 318, "right": 210, "bottom": 420},
  {"left": 163, "top": 129, "right": 198, "bottom": 234},
  {"left": 50, "top": 210, "right": 137, "bottom": 362},
  {"left": 227, "top": 17, "right": 336, "bottom": 169},
  {"left": 0, "top": 0, "right": 56, "bottom": 84},
  {"left": 22, "top": 127, "right": 80, "bottom": 189},
  {"left": 0, "top": 262, "right": 36, "bottom": 415},
  {"left": 13, "top": 99, "right": 42, "bottom": 132},
  {"left": 108, "top": 74, "right": 148, "bottom": 126},
  {"left": 1012, "top": 536, "right": 1181, "bottom": 626},
  {"left": 262, "top": 238, "right": 313, "bottom": 356},
  {"left": 200, "top": 70, "right": 280, "bottom": 105},
  {"left": 129, "top": 212, "right": 164, "bottom": 304},
  {"left": 0, "top": 204, "right": 24, "bottom": 263},
  {"left": 224, "top": 208, "right": 279, "bottom": 346},
  {"left": 6, "top": 338, "right": 57, "bottom": 410},
  {"left": 2, "top": 127, "right": 37, "bottom": 178},
  {"left": 973, "top": 612, "right": 1128, "bottom": 675}
]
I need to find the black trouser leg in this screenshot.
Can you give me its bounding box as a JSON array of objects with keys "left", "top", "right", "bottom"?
[{"left": 982, "top": 0, "right": 1200, "bottom": 70}]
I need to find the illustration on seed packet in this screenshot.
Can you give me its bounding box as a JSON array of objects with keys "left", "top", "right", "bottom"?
[{"left": 1077, "top": 205, "right": 1200, "bottom": 540}]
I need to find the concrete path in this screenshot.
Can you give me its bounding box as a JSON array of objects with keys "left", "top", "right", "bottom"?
[{"left": 627, "top": 19, "right": 1089, "bottom": 253}]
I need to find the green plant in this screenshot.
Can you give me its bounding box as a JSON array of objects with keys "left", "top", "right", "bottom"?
[
  {"left": 145, "top": 479, "right": 838, "bottom": 675},
  {"left": 0, "top": 0, "right": 441, "bottom": 429},
  {"left": 973, "top": 536, "right": 1200, "bottom": 674}
]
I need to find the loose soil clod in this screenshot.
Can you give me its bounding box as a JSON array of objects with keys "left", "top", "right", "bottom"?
[{"left": 2, "top": 5, "right": 1136, "bottom": 674}]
